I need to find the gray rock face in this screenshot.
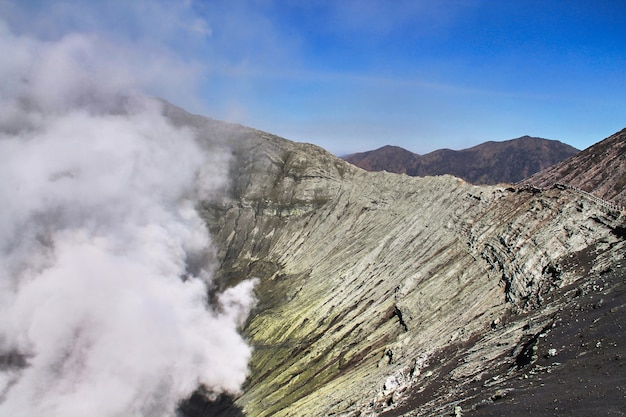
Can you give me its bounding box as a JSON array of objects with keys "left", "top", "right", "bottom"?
[{"left": 169, "top": 106, "right": 625, "bottom": 416}]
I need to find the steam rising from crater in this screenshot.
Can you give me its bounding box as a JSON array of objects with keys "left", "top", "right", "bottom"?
[{"left": 0, "top": 22, "right": 256, "bottom": 417}]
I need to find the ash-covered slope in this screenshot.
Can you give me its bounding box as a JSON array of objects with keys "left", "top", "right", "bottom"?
[
  {"left": 343, "top": 136, "right": 579, "bottom": 185},
  {"left": 523, "top": 127, "right": 626, "bottom": 207},
  {"left": 168, "top": 105, "right": 625, "bottom": 417}
]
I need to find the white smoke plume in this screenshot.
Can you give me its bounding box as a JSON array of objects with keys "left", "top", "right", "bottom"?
[{"left": 0, "top": 21, "right": 257, "bottom": 417}]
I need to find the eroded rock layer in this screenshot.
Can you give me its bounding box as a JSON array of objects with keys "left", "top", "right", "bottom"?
[{"left": 171, "top": 107, "right": 625, "bottom": 416}]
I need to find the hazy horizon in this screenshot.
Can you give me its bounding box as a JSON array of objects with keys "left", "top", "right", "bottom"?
[{"left": 2, "top": 0, "right": 625, "bottom": 155}]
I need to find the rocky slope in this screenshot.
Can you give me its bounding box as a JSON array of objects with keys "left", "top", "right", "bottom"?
[
  {"left": 343, "top": 137, "right": 579, "bottom": 185},
  {"left": 167, "top": 104, "right": 625, "bottom": 417},
  {"left": 523, "top": 128, "right": 626, "bottom": 207}
]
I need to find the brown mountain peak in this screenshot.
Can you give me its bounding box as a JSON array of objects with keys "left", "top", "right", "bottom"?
[{"left": 343, "top": 136, "right": 579, "bottom": 184}]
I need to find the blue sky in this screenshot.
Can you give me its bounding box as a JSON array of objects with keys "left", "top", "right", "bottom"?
[{"left": 3, "top": 0, "right": 626, "bottom": 155}]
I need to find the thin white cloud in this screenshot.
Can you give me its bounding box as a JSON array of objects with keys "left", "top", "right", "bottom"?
[
  {"left": 0, "top": 0, "right": 212, "bottom": 111},
  {"left": 188, "top": 17, "right": 213, "bottom": 36}
]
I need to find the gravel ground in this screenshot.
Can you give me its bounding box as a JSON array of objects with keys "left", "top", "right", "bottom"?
[
  {"left": 466, "top": 262, "right": 626, "bottom": 417},
  {"left": 383, "top": 243, "right": 626, "bottom": 417}
]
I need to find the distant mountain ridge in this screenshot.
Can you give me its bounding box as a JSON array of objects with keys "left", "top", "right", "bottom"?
[{"left": 343, "top": 136, "right": 579, "bottom": 185}]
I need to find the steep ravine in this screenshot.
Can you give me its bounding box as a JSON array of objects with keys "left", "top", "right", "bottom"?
[{"left": 180, "top": 116, "right": 625, "bottom": 416}]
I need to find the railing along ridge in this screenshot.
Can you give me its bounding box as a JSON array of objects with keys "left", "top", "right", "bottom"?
[
  {"left": 554, "top": 182, "right": 626, "bottom": 212},
  {"left": 553, "top": 183, "right": 625, "bottom": 213},
  {"left": 516, "top": 182, "right": 624, "bottom": 216}
]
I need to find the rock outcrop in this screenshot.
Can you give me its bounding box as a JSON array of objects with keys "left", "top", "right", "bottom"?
[{"left": 167, "top": 104, "right": 625, "bottom": 417}]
